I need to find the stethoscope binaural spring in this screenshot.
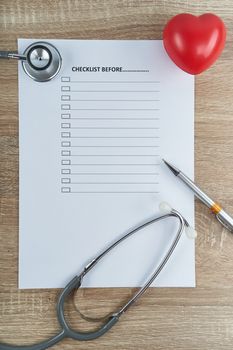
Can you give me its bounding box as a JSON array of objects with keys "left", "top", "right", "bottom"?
[
  {"left": 0, "top": 203, "right": 196, "bottom": 350},
  {"left": 0, "top": 41, "right": 62, "bottom": 82}
]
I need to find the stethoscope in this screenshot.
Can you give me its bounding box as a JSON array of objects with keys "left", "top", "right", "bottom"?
[
  {"left": 0, "top": 41, "right": 62, "bottom": 82},
  {"left": 0, "top": 202, "right": 196, "bottom": 350}
]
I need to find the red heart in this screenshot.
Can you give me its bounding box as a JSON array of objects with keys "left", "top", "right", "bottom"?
[{"left": 163, "top": 13, "right": 226, "bottom": 74}]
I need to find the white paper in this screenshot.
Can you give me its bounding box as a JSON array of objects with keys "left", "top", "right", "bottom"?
[{"left": 18, "top": 39, "right": 195, "bottom": 289}]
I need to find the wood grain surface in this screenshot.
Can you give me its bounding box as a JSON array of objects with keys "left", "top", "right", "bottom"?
[{"left": 1, "top": 0, "right": 233, "bottom": 349}]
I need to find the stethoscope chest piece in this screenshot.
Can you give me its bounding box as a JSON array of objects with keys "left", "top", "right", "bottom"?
[{"left": 22, "top": 42, "right": 62, "bottom": 82}]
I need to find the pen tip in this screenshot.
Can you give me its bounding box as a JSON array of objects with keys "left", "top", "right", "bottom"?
[{"left": 162, "top": 159, "right": 180, "bottom": 176}]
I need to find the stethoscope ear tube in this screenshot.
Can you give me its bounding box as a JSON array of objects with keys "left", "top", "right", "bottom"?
[
  {"left": 0, "top": 206, "right": 193, "bottom": 349},
  {"left": 55, "top": 207, "right": 189, "bottom": 342}
]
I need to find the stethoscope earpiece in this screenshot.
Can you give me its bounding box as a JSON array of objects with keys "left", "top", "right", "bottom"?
[
  {"left": 159, "top": 201, "right": 172, "bottom": 214},
  {"left": 159, "top": 201, "right": 197, "bottom": 239},
  {"left": 185, "top": 226, "right": 197, "bottom": 239}
]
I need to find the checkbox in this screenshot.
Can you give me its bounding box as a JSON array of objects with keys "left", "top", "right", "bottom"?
[
  {"left": 61, "top": 141, "right": 71, "bottom": 147},
  {"left": 61, "top": 150, "right": 71, "bottom": 156},
  {"left": 61, "top": 178, "right": 71, "bottom": 184},
  {"left": 62, "top": 159, "right": 71, "bottom": 165},
  {"left": 61, "top": 169, "right": 71, "bottom": 174},
  {"left": 61, "top": 113, "right": 71, "bottom": 119},
  {"left": 61, "top": 104, "right": 70, "bottom": 110},
  {"left": 61, "top": 95, "right": 71, "bottom": 101},
  {"left": 61, "top": 187, "right": 71, "bottom": 193},
  {"left": 61, "top": 132, "right": 71, "bottom": 138},
  {"left": 61, "top": 77, "right": 70, "bottom": 82},
  {"left": 61, "top": 86, "right": 71, "bottom": 91},
  {"left": 61, "top": 123, "right": 71, "bottom": 128}
]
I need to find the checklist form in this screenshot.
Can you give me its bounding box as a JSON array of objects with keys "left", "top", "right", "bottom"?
[
  {"left": 59, "top": 76, "right": 161, "bottom": 194},
  {"left": 18, "top": 39, "right": 194, "bottom": 288}
]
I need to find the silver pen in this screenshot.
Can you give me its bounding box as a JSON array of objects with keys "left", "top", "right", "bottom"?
[{"left": 163, "top": 159, "right": 233, "bottom": 232}]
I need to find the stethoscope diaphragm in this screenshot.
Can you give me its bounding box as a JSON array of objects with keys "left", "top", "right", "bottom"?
[{"left": 22, "top": 41, "right": 62, "bottom": 82}]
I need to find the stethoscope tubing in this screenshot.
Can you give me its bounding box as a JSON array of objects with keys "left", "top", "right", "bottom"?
[{"left": 0, "top": 208, "right": 189, "bottom": 350}]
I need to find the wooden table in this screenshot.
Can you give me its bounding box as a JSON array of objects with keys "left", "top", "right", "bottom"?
[{"left": 1, "top": 1, "right": 233, "bottom": 349}]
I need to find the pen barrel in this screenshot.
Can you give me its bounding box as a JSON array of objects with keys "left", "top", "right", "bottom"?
[
  {"left": 179, "top": 172, "right": 215, "bottom": 208},
  {"left": 216, "top": 210, "right": 233, "bottom": 232},
  {"left": 170, "top": 166, "right": 233, "bottom": 233}
]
